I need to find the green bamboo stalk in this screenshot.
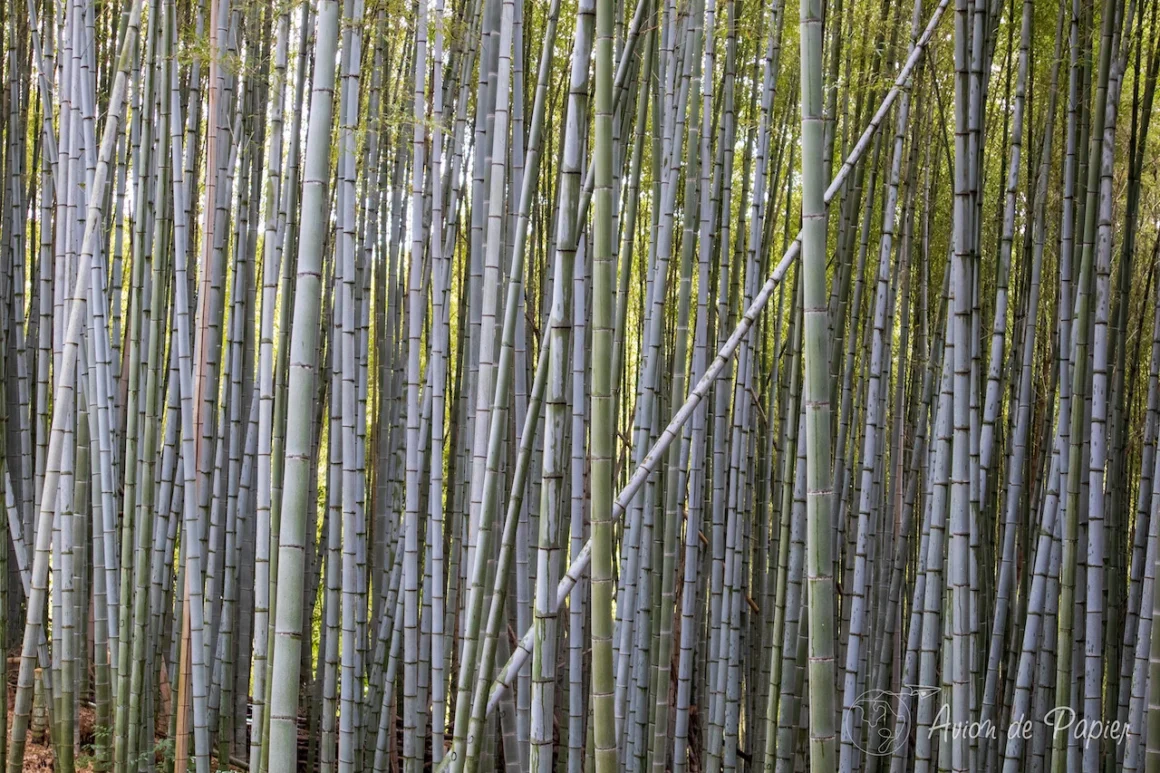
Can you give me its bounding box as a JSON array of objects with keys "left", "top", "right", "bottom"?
[
  {"left": 266, "top": 2, "right": 340, "bottom": 769},
  {"left": 799, "top": 0, "right": 838, "bottom": 762}
]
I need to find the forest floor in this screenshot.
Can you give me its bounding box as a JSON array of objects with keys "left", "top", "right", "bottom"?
[
  {"left": 3, "top": 660, "right": 244, "bottom": 772},
  {"left": 5, "top": 659, "right": 98, "bottom": 771}
]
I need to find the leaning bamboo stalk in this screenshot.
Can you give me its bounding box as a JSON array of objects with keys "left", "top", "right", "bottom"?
[
  {"left": 6, "top": 1, "right": 142, "bottom": 769},
  {"left": 483, "top": 0, "right": 950, "bottom": 715}
]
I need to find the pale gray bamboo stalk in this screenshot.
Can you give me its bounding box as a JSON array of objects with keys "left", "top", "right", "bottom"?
[
  {"left": 426, "top": 0, "right": 449, "bottom": 763},
  {"left": 977, "top": 0, "right": 1032, "bottom": 745},
  {"left": 337, "top": 1, "right": 366, "bottom": 770},
  {"left": 915, "top": 273, "right": 955, "bottom": 773},
  {"left": 775, "top": 410, "right": 809, "bottom": 773},
  {"left": 248, "top": 12, "right": 290, "bottom": 771},
  {"left": 1084, "top": 6, "right": 1132, "bottom": 766},
  {"left": 671, "top": 0, "right": 718, "bottom": 764},
  {"left": 948, "top": 0, "right": 974, "bottom": 768},
  {"left": 267, "top": 3, "right": 340, "bottom": 770},
  {"left": 401, "top": 0, "right": 429, "bottom": 766}
]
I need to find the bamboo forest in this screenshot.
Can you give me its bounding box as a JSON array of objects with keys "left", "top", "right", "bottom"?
[{"left": 4, "top": 0, "right": 1160, "bottom": 768}]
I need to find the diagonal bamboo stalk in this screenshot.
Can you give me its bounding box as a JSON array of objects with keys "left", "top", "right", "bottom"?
[{"left": 482, "top": 0, "right": 950, "bottom": 717}]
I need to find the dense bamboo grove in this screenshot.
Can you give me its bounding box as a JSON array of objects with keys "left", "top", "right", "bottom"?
[{"left": 1, "top": 0, "right": 1160, "bottom": 769}]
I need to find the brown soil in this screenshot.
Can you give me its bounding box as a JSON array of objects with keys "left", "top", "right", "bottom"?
[
  {"left": 3, "top": 657, "right": 241, "bottom": 772},
  {"left": 5, "top": 658, "right": 97, "bottom": 771}
]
